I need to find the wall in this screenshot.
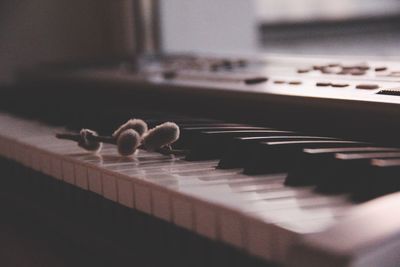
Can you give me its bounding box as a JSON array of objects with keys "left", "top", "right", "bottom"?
[
  {"left": 161, "top": 0, "right": 257, "bottom": 54},
  {"left": 0, "top": 0, "right": 259, "bottom": 85},
  {"left": 0, "top": 0, "right": 133, "bottom": 85}
]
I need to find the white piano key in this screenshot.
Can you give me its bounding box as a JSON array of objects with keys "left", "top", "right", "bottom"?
[
  {"left": 102, "top": 173, "right": 118, "bottom": 202},
  {"left": 19, "top": 145, "right": 31, "bottom": 167},
  {"left": 219, "top": 209, "right": 245, "bottom": 248},
  {"left": 172, "top": 195, "right": 194, "bottom": 230},
  {"left": 244, "top": 187, "right": 312, "bottom": 202},
  {"left": 75, "top": 164, "right": 88, "bottom": 190},
  {"left": 8, "top": 141, "right": 17, "bottom": 161},
  {"left": 245, "top": 216, "right": 275, "bottom": 261},
  {"left": 131, "top": 172, "right": 290, "bottom": 246},
  {"left": 17, "top": 144, "right": 25, "bottom": 166},
  {"left": 141, "top": 170, "right": 279, "bottom": 191},
  {"left": 249, "top": 201, "right": 349, "bottom": 225},
  {"left": 276, "top": 227, "right": 302, "bottom": 264},
  {"left": 151, "top": 187, "right": 171, "bottom": 221},
  {"left": 2, "top": 139, "right": 11, "bottom": 159},
  {"left": 62, "top": 160, "right": 75, "bottom": 184},
  {"left": 287, "top": 192, "right": 400, "bottom": 267},
  {"left": 116, "top": 177, "right": 134, "bottom": 208},
  {"left": 40, "top": 152, "right": 52, "bottom": 176},
  {"left": 5, "top": 140, "right": 13, "bottom": 160},
  {"left": 104, "top": 157, "right": 170, "bottom": 169},
  {"left": 119, "top": 161, "right": 219, "bottom": 177},
  {"left": 69, "top": 154, "right": 103, "bottom": 167},
  {"left": 51, "top": 157, "right": 63, "bottom": 180},
  {"left": 173, "top": 174, "right": 345, "bottom": 216},
  {"left": 275, "top": 219, "right": 333, "bottom": 264},
  {"left": 13, "top": 142, "right": 23, "bottom": 164},
  {"left": 248, "top": 196, "right": 348, "bottom": 215},
  {"left": 0, "top": 137, "right": 5, "bottom": 157},
  {"left": 2, "top": 139, "right": 10, "bottom": 158},
  {"left": 109, "top": 157, "right": 212, "bottom": 171},
  {"left": 154, "top": 178, "right": 282, "bottom": 214},
  {"left": 43, "top": 141, "right": 86, "bottom": 154},
  {"left": 31, "top": 149, "right": 42, "bottom": 172},
  {"left": 87, "top": 167, "right": 102, "bottom": 195},
  {"left": 189, "top": 187, "right": 313, "bottom": 256},
  {"left": 134, "top": 183, "right": 152, "bottom": 214},
  {"left": 194, "top": 202, "right": 218, "bottom": 240},
  {"left": 243, "top": 204, "right": 347, "bottom": 263},
  {"left": 112, "top": 161, "right": 213, "bottom": 174}
]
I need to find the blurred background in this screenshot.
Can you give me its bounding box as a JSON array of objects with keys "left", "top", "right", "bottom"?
[
  {"left": 1, "top": 1, "right": 400, "bottom": 265},
  {"left": 163, "top": 0, "right": 400, "bottom": 55},
  {"left": 257, "top": 0, "right": 400, "bottom": 56},
  {"left": 1, "top": 0, "right": 400, "bottom": 84}
]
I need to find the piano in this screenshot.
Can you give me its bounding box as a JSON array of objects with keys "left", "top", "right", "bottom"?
[
  {"left": 2, "top": 1, "right": 400, "bottom": 267},
  {"left": 1, "top": 53, "right": 400, "bottom": 267}
]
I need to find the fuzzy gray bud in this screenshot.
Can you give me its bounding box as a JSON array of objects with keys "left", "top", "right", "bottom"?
[
  {"left": 116, "top": 129, "right": 140, "bottom": 156},
  {"left": 142, "top": 122, "right": 180, "bottom": 151},
  {"left": 113, "top": 119, "right": 148, "bottom": 138},
  {"left": 78, "top": 129, "right": 102, "bottom": 152}
]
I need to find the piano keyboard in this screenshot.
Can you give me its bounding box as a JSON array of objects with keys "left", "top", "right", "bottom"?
[
  {"left": 8, "top": 53, "right": 400, "bottom": 266},
  {"left": 2, "top": 108, "right": 400, "bottom": 267}
]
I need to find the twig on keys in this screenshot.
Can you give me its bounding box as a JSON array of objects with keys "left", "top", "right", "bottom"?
[
  {"left": 56, "top": 129, "right": 103, "bottom": 153},
  {"left": 56, "top": 129, "right": 140, "bottom": 156},
  {"left": 56, "top": 120, "right": 182, "bottom": 157},
  {"left": 112, "top": 119, "right": 148, "bottom": 138},
  {"left": 140, "top": 122, "right": 180, "bottom": 151},
  {"left": 137, "top": 121, "right": 183, "bottom": 155},
  {"left": 56, "top": 119, "right": 148, "bottom": 156}
]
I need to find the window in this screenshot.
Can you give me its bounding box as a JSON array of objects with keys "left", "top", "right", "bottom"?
[{"left": 161, "top": 0, "right": 400, "bottom": 56}]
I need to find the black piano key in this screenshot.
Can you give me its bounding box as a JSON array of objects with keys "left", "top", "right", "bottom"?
[
  {"left": 315, "top": 151, "right": 400, "bottom": 193},
  {"left": 218, "top": 135, "right": 338, "bottom": 169},
  {"left": 243, "top": 140, "right": 366, "bottom": 175},
  {"left": 178, "top": 123, "right": 244, "bottom": 128},
  {"left": 352, "top": 159, "right": 400, "bottom": 201},
  {"left": 176, "top": 126, "right": 270, "bottom": 149},
  {"left": 285, "top": 147, "right": 400, "bottom": 187},
  {"left": 185, "top": 130, "right": 294, "bottom": 161},
  {"left": 146, "top": 118, "right": 222, "bottom": 129},
  {"left": 182, "top": 126, "right": 268, "bottom": 132}
]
